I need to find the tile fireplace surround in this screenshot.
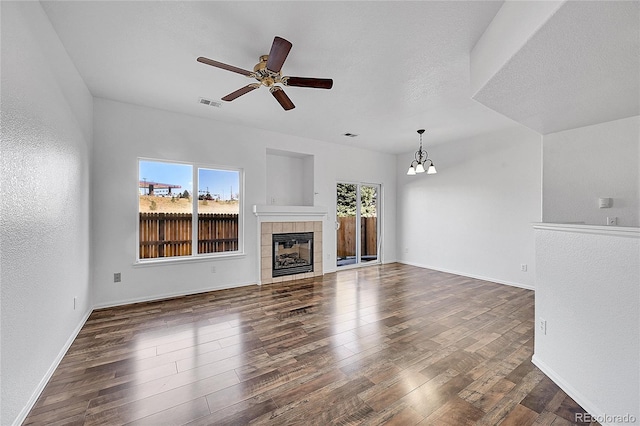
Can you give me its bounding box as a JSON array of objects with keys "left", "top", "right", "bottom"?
[
  {"left": 254, "top": 205, "right": 326, "bottom": 285},
  {"left": 260, "top": 221, "right": 322, "bottom": 284}
]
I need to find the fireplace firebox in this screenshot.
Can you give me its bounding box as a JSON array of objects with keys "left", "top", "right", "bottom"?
[{"left": 272, "top": 232, "right": 314, "bottom": 277}]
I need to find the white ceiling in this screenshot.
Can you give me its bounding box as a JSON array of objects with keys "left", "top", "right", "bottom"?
[
  {"left": 39, "top": 1, "right": 639, "bottom": 155},
  {"left": 472, "top": 0, "right": 640, "bottom": 135}
]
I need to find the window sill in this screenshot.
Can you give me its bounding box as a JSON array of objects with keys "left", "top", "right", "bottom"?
[{"left": 133, "top": 251, "right": 246, "bottom": 267}]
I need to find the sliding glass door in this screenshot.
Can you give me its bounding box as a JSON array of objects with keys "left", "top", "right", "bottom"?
[
  {"left": 360, "top": 184, "right": 379, "bottom": 264},
  {"left": 336, "top": 182, "right": 380, "bottom": 267}
]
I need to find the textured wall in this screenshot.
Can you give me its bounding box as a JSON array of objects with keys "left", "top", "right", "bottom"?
[
  {"left": 543, "top": 116, "right": 640, "bottom": 227},
  {"left": 396, "top": 126, "right": 542, "bottom": 289},
  {"left": 533, "top": 225, "right": 639, "bottom": 422},
  {"left": 0, "top": 2, "right": 93, "bottom": 424}
]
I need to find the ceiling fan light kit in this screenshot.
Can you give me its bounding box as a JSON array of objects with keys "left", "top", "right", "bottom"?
[
  {"left": 197, "top": 36, "right": 333, "bottom": 111},
  {"left": 407, "top": 129, "right": 437, "bottom": 176}
]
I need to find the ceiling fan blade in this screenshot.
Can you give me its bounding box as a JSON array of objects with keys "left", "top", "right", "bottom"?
[
  {"left": 284, "top": 77, "right": 333, "bottom": 89},
  {"left": 266, "top": 36, "right": 292, "bottom": 73},
  {"left": 222, "top": 84, "right": 259, "bottom": 101},
  {"left": 197, "top": 57, "right": 252, "bottom": 76},
  {"left": 270, "top": 87, "right": 295, "bottom": 110}
]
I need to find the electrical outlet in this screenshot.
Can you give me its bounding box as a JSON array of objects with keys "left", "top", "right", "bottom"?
[
  {"left": 211, "top": 265, "right": 216, "bottom": 273},
  {"left": 520, "top": 264, "right": 528, "bottom": 272},
  {"left": 606, "top": 217, "right": 617, "bottom": 226},
  {"left": 114, "top": 272, "right": 121, "bottom": 283},
  {"left": 404, "top": 248, "right": 409, "bottom": 254},
  {"left": 539, "top": 318, "right": 547, "bottom": 335}
]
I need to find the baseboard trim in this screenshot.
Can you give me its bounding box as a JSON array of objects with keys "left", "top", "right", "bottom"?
[
  {"left": 531, "top": 355, "right": 614, "bottom": 426},
  {"left": 13, "top": 308, "right": 93, "bottom": 426},
  {"left": 93, "top": 280, "right": 258, "bottom": 310},
  {"left": 397, "top": 260, "right": 535, "bottom": 291}
]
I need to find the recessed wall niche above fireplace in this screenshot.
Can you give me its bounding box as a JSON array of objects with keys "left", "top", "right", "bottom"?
[{"left": 272, "top": 232, "right": 313, "bottom": 277}]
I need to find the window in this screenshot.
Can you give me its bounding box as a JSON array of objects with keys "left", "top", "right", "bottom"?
[{"left": 138, "top": 159, "right": 242, "bottom": 261}]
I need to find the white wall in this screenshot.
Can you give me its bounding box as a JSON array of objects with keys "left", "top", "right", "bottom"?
[
  {"left": 0, "top": 2, "right": 93, "bottom": 425},
  {"left": 92, "top": 98, "right": 397, "bottom": 307},
  {"left": 396, "top": 126, "right": 542, "bottom": 289},
  {"left": 543, "top": 116, "right": 640, "bottom": 227},
  {"left": 533, "top": 224, "right": 639, "bottom": 424}
]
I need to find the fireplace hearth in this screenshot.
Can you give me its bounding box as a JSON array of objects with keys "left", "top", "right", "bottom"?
[{"left": 272, "top": 232, "right": 313, "bottom": 277}]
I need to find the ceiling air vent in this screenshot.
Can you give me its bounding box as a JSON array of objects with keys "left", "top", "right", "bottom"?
[
  {"left": 198, "top": 97, "right": 222, "bottom": 108},
  {"left": 343, "top": 133, "right": 358, "bottom": 137}
]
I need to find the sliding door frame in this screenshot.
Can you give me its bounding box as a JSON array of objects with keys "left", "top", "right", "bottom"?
[{"left": 335, "top": 181, "right": 382, "bottom": 269}]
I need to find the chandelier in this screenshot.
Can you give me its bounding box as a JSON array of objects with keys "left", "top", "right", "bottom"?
[{"left": 407, "top": 129, "right": 437, "bottom": 175}]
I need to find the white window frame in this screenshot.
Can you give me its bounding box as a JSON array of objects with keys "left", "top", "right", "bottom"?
[{"left": 136, "top": 157, "right": 244, "bottom": 264}]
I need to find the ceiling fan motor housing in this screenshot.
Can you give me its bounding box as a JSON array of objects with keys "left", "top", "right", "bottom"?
[{"left": 253, "top": 55, "right": 280, "bottom": 87}]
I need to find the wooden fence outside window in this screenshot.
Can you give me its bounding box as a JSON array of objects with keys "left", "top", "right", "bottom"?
[{"left": 139, "top": 213, "right": 238, "bottom": 258}]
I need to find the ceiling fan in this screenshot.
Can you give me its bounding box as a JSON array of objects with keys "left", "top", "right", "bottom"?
[{"left": 197, "top": 36, "right": 333, "bottom": 111}]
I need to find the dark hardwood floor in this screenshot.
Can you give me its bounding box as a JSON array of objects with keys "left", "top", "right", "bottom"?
[{"left": 24, "top": 263, "right": 599, "bottom": 425}]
